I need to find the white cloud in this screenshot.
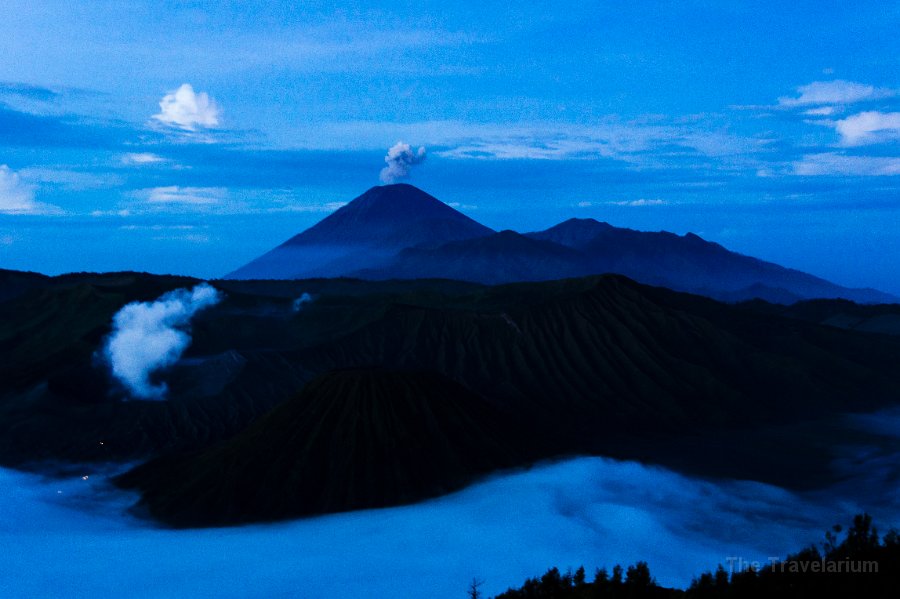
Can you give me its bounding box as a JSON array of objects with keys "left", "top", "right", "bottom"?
[
  {"left": 804, "top": 106, "right": 836, "bottom": 117},
  {"left": 778, "top": 80, "right": 894, "bottom": 108},
  {"left": 123, "top": 153, "right": 167, "bottom": 165},
  {"left": 612, "top": 199, "right": 668, "bottom": 207},
  {"left": 578, "top": 198, "right": 667, "bottom": 208},
  {"left": 90, "top": 209, "right": 132, "bottom": 217},
  {"left": 833, "top": 111, "right": 900, "bottom": 146},
  {"left": 151, "top": 232, "right": 211, "bottom": 244},
  {"left": 120, "top": 224, "right": 198, "bottom": 231},
  {"left": 792, "top": 153, "right": 900, "bottom": 176},
  {"left": 0, "top": 165, "right": 62, "bottom": 215},
  {"left": 145, "top": 186, "right": 227, "bottom": 205},
  {"left": 152, "top": 84, "right": 220, "bottom": 131}
]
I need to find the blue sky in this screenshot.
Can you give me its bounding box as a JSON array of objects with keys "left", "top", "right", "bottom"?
[{"left": 0, "top": 1, "right": 898, "bottom": 292}]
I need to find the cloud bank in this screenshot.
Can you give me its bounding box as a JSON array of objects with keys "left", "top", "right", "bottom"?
[
  {"left": 380, "top": 141, "right": 426, "bottom": 183},
  {"left": 153, "top": 84, "right": 220, "bottom": 131},
  {"left": 103, "top": 283, "right": 222, "bottom": 399},
  {"left": 3, "top": 446, "right": 899, "bottom": 598}
]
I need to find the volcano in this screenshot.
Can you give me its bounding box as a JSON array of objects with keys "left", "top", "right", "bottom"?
[
  {"left": 227, "top": 184, "right": 493, "bottom": 279},
  {"left": 228, "top": 184, "right": 895, "bottom": 304}
]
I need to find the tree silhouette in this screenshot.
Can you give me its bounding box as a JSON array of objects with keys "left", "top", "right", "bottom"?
[
  {"left": 468, "top": 577, "right": 484, "bottom": 599},
  {"left": 495, "top": 514, "right": 900, "bottom": 598}
]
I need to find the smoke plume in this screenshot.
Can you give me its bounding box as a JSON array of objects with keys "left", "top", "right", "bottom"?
[
  {"left": 103, "top": 283, "right": 222, "bottom": 399},
  {"left": 293, "top": 293, "right": 313, "bottom": 312},
  {"left": 380, "top": 142, "right": 426, "bottom": 183}
]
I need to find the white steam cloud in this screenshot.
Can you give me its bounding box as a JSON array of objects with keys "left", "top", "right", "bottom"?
[
  {"left": 380, "top": 141, "right": 426, "bottom": 183},
  {"left": 293, "top": 293, "right": 313, "bottom": 312},
  {"left": 103, "top": 284, "right": 222, "bottom": 400}
]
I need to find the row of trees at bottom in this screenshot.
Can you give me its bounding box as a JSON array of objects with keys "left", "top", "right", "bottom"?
[{"left": 487, "top": 514, "right": 900, "bottom": 598}]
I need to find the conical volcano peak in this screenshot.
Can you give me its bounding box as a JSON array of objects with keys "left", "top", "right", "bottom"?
[
  {"left": 333, "top": 184, "right": 457, "bottom": 223},
  {"left": 282, "top": 184, "right": 493, "bottom": 248},
  {"left": 226, "top": 184, "right": 494, "bottom": 279}
]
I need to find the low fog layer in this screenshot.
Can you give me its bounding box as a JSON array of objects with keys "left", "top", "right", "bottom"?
[
  {"left": 2, "top": 451, "right": 898, "bottom": 599},
  {"left": 102, "top": 283, "right": 222, "bottom": 399}
]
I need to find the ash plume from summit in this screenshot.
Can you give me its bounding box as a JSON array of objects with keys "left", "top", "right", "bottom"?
[{"left": 380, "top": 142, "right": 426, "bottom": 184}]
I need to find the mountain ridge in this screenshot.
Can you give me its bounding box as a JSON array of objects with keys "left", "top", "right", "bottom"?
[
  {"left": 109, "top": 273, "right": 900, "bottom": 525},
  {"left": 3, "top": 271, "right": 900, "bottom": 525},
  {"left": 228, "top": 185, "right": 895, "bottom": 304}
]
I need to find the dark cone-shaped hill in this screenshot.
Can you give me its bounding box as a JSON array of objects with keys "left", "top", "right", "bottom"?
[
  {"left": 117, "top": 368, "right": 528, "bottom": 527},
  {"left": 227, "top": 184, "right": 493, "bottom": 280}
]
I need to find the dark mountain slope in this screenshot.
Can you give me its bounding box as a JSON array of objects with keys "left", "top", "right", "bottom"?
[
  {"left": 226, "top": 183, "right": 895, "bottom": 303},
  {"left": 0, "top": 275, "right": 487, "bottom": 466},
  {"left": 525, "top": 217, "right": 614, "bottom": 247},
  {"left": 742, "top": 298, "right": 900, "bottom": 337},
  {"left": 117, "top": 369, "right": 529, "bottom": 526},
  {"left": 227, "top": 184, "right": 493, "bottom": 279},
  {"left": 0, "top": 273, "right": 197, "bottom": 394},
  {"left": 4, "top": 271, "right": 900, "bottom": 525},
  {"left": 289, "top": 276, "right": 900, "bottom": 443},
  {"left": 0, "top": 269, "right": 50, "bottom": 303},
  {"left": 528, "top": 218, "right": 894, "bottom": 304},
  {"left": 113, "top": 276, "right": 900, "bottom": 526},
  {"left": 352, "top": 230, "right": 590, "bottom": 284}
]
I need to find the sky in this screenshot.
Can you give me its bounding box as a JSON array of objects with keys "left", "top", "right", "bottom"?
[{"left": 0, "top": 1, "right": 898, "bottom": 292}]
